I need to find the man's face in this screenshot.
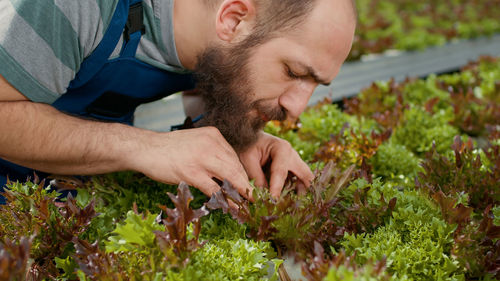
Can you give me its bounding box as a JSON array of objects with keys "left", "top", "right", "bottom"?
[
  {"left": 195, "top": 0, "right": 356, "bottom": 152},
  {"left": 194, "top": 45, "right": 282, "bottom": 153}
]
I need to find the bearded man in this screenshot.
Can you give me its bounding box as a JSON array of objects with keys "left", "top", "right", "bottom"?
[{"left": 0, "top": 0, "right": 356, "bottom": 201}]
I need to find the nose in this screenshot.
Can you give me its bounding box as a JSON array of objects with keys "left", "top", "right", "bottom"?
[{"left": 279, "top": 81, "right": 316, "bottom": 120}]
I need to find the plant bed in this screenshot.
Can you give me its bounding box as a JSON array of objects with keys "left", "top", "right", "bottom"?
[
  {"left": 349, "top": 0, "right": 500, "bottom": 61},
  {"left": 1, "top": 56, "right": 499, "bottom": 280}
]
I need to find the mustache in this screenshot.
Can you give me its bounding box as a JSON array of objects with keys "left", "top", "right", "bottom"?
[{"left": 252, "top": 101, "right": 288, "bottom": 123}]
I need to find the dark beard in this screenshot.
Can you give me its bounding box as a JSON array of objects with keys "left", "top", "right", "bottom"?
[{"left": 193, "top": 46, "right": 286, "bottom": 153}]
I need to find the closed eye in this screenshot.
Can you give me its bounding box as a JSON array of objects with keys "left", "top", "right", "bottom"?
[
  {"left": 285, "top": 65, "right": 301, "bottom": 79},
  {"left": 283, "top": 61, "right": 331, "bottom": 86}
]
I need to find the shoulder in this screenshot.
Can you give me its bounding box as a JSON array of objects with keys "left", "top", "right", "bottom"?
[{"left": 0, "top": 0, "right": 120, "bottom": 103}]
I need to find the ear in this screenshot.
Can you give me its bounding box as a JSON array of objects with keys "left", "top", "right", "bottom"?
[{"left": 215, "top": 0, "right": 256, "bottom": 43}]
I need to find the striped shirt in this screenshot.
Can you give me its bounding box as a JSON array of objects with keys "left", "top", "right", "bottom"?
[{"left": 0, "top": 0, "right": 186, "bottom": 104}]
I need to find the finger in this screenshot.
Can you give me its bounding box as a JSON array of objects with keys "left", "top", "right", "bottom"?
[
  {"left": 228, "top": 199, "right": 240, "bottom": 211},
  {"left": 207, "top": 157, "right": 254, "bottom": 201},
  {"left": 269, "top": 162, "right": 288, "bottom": 199},
  {"left": 192, "top": 176, "right": 240, "bottom": 211},
  {"left": 208, "top": 129, "right": 256, "bottom": 199},
  {"left": 230, "top": 175, "right": 254, "bottom": 202},
  {"left": 239, "top": 152, "right": 268, "bottom": 188},
  {"left": 289, "top": 159, "right": 314, "bottom": 189},
  {"left": 296, "top": 181, "right": 307, "bottom": 196},
  {"left": 189, "top": 175, "right": 222, "bottom": 198}
]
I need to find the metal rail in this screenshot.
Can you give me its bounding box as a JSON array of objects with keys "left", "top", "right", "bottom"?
[{"left": 134, "top": 34, "right": 500, "bottom": 131}]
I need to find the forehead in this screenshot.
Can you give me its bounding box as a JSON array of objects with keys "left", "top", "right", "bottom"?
[{"left": 255, "top": 0, "right": 356, "bottom": 81}]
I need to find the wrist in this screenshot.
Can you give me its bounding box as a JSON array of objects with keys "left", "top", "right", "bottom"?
[{"left": 111, "top": 125, "right": 162, "bottom": 173}]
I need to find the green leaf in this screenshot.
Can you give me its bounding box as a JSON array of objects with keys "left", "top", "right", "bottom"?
[
  {"left": 494, "top": 206, "right": 500, "bottom": 226},
  {"left": 75, "top": 188, "right": 92, "bottom": 208},
  {"left": 105, "top": 211, "right": 164, "bottom": 253},
  {"left": 55, "top": 256, "right": 78, "bottom": 280}
]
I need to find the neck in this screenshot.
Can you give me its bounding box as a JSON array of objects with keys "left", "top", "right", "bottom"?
[{"left": 173, "top": 0, "right": 216, "bottom": 70}]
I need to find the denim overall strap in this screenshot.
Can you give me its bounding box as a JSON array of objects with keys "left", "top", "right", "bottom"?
[{"left": 68, "top": 0, "right": 140, "bottom": 88}]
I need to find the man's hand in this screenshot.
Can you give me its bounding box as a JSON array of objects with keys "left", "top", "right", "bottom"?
[
  {"left": 238, "top": 132, "right": 314, "bottom": 198},
  {"left": 127, "top": 127, "right": 254, "bottom": 200}
]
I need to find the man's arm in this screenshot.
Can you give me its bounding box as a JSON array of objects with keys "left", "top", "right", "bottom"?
[{"left": 0, "top": 74, "right": 252, "bottom": 198}]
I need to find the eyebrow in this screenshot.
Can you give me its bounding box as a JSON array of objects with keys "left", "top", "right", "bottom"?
[{"left": 293, "top": 62, "right": 332, "bottom": 86}]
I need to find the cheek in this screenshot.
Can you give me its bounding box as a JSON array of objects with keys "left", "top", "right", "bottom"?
[
  {"left": 250, "top": 73, "right": 295, "bottom": 105},
  {"left": 247, "top": 61, "right": 289, "bottom": 101}
]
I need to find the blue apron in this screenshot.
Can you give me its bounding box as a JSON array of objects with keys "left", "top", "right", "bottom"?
[{"left": 0, "top": 0, "right": 195, "bottom": 203}]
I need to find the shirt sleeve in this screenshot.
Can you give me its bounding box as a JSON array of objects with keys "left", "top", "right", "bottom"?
[{"left": 0, "top": 0, "right": 115, "bottom": 104}]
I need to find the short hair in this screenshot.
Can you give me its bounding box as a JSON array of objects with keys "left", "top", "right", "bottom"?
[
  {"left": 204, "top": 0, "right": 356, "bottom": 48},
  {"left": 253, "top": 0, "right": 318, "bottom": 36},
  {"left": 204, "top": 0, "right": 318, "bottom": 47}
]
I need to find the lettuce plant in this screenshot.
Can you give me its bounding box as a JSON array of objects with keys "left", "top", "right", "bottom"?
[
  {"left": 349, "top": 0, "right": 500, "bottom": 60},
  {"left": 314, "top": 126, "right": 392, "bottom": 173},
  {"left": 0, "top": 180, "right": 97, "bottom": 279},
  {"left": 343, "top": 80, "right": 406, "bottom": 130},
  {"left": 302, "top": 242, "right": 403, "bottom": 281},
  {"left": 368, "top": 141, "right": 421, "bottom": 183},
  {"left": 0, "top": 236, "right": 32, "bottom": 281},
  {"left": 392, "top": 107, "right": 458, "bottom": 155},
  {"left": 265, "top": 120, "right": 320, "bottom": 163},
  {"left": 72, "top": 171, "right": 209, "bottom": 244},
  {"left": 324, "top": 262, "right": 406, "bottom": 281},
  {"left": 206, "top": 163, "right": 356, "bottom": 254},
  {"left": 416, "top": 136, "right": 500, "bottom": 278},
  {"left": 70, "top": 184, "right": 281, "bottom": 281},
  {"left": 341, "top": 187, "right": 462, "bottom": 280},
  {"left": 206, "top": 163, "right": 400, "bottom": 280},
  {"left": 417, "top": 136, "right": 499, "bottom": 212}
]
